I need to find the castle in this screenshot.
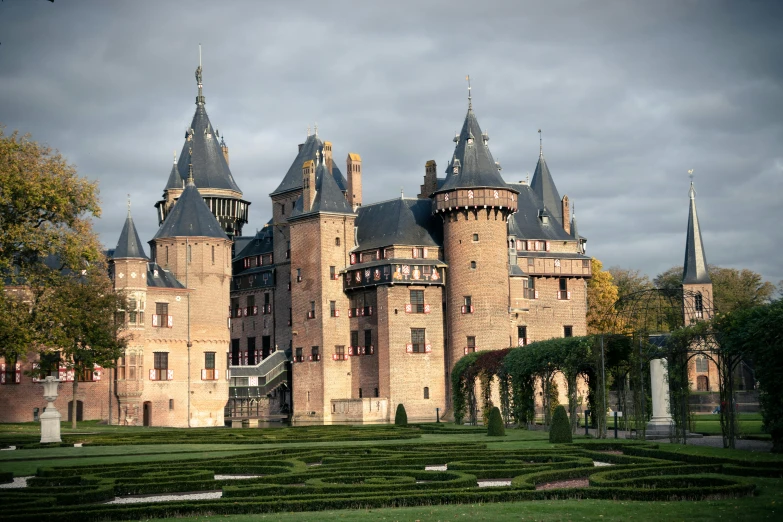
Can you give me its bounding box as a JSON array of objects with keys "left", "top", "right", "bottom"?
[{"left": 2, "top": 64, "right": 598, "bottom": 426}]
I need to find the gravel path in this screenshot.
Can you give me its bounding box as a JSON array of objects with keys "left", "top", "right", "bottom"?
[
  {"left": 424, "top": 465, "right": 447, "bottom": 471},
  {"left": 106, "top": 491, "right": 222, "bottom": 504},
  {"left": 0, "top": 477, "right": 30, "bottom": 489},
  {"left": 477, "top": 480, "right": 512, "bottom": 487},
  {"left": 536, "top": 478, "right": 589, "bottom": 490},
  {"left": 213, "top": 475, "right": 262, "bottom": 480}
]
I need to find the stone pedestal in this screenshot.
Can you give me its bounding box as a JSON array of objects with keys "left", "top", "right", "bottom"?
[
  {"left": 40, "top": 376, "right": 62, "bottom": 444},
  {"left": 646, "top": 358, "right": 673, "bottom": 438}
]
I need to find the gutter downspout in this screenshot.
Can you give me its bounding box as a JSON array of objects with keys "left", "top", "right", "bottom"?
[{"left": 186, "top": 238, "right": 192, "bottom": 427}]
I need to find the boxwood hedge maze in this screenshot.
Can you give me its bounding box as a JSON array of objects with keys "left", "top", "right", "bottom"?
[{"left": 2, "top": 439, "right": 780, "bottom": 521}]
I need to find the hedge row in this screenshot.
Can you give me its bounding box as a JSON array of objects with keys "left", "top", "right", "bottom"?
[{"left": 2, "top": 442, "right": 765, "bottom": 521}]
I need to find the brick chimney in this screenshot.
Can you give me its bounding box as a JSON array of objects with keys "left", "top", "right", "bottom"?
[
  {"left": 221, "top": 139, "right": 229, "bottom": 165},
  {"left": 419, "top": 160, "right": 437, "bottom": 198},
  {"left": 302, "top": 159, "right": 316, "bottom": 212},
  {"left": 323, "top": 141, "right": 333, "bottom": 174},
  {"left": 561, "top": 195, "right": 571, "bottom": 235},
  {"left": 346, "top": 153, "right": 362, "bottom": 210}
]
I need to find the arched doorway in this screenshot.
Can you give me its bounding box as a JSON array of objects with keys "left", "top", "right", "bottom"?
[
  {"left": 67, "top": 400, "right": 83, "bottom": 422},
  {"left": 142, "top": 401, "right": 152, "bottom": 426},
  {"left": 697, "top": 375, "right": 709, "bottom": 392}
]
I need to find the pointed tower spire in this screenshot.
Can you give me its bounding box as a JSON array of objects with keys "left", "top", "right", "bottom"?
[
  {"left": 466, "top": 75, "right": 472, "bottom": 110},
  {"left": 114, "top": 197, "right": 148, "bottom": 259},
  {"left": 195, "top": 44, "right": 205, "bottom": 106},
  {"left": 683, "top": 172, "right": 711, "bottom": 284},
  {"left": 538, "top": 128, "right": 543, "bottom": 157},
  {"left": 530, "top": 130, "right": 562, "bottom": 224}
]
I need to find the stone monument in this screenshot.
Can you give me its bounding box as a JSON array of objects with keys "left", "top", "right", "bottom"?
[
  {"left": 646, "top": 358, "right": 673, "bottom": 439},
  {"left": 39, "top": 376, "right": 62, "bottom": 443}
]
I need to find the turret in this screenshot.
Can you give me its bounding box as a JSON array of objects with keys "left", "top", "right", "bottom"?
[
  {"left": 432, "top": 85, "right": 518, "bottom": 381},
  {"left": 154, "top": 50, "right": 250, "bottom": 239}
]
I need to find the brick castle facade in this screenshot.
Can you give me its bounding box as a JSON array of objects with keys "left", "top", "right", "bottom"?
[{"left": 3, "top": 65, "right": 713, "bottom": 426}]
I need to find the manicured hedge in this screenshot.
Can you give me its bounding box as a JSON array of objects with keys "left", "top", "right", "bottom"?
[{"left": 2, "top": 441, "right": 766, "bottom": 521}]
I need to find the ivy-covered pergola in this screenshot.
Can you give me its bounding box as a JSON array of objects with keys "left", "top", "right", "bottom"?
[{"left": 451, "top": 287, "right": 743, "bottom": 445}]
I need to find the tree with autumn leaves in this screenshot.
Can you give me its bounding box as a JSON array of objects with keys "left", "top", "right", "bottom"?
[{"left": 0, "top": 128, "right": 127, "bottom": 427}]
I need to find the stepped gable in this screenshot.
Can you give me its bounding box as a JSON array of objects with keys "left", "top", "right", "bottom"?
[
  {"left": 290, "top": 160, "right": 353, "bottom": 218},
  {"left": 355, "top": 198, "right": 442, "bottom": 251},
  {"left": 507, "top": 183, "right": 573, "bottom": 241},
  {"left": 146, "top": 262, "right": 185, "bottom": 288},
  {"left": 682, "top": 182, "right": 711, "bottom": 284},
  {"left": 271, "top": 134, "right": 324, "bottom": 196},
  {"left": 153, "top": 178, "right": 229, "bottom": 240},
  {"left": 529, "top": 151, "right": 562, "bottom": 225},
  {"left": 436, "top": 105, "right": 509, "bottom": 192},
  {"left": 113, "top": 210, "right": 148, "bottom": 259}
]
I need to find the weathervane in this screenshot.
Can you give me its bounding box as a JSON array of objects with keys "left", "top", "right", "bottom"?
[{"left": 688, "top": 169, "right": 694, "bottom": 181}]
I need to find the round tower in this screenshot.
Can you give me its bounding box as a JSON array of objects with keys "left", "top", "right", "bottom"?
[{"left": 432, "top": 98, "right": 518, "bottom": 381}]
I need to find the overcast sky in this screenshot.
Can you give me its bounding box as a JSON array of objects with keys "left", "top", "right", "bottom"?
[{"left": 1, "top": 0, "right": 781, "bottom": 285}]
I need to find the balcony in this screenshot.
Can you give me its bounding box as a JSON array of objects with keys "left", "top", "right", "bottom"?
[
  {"left": 201, "top": 368, "right": 219, "bottom": 380},
  {"left": 558, "top": 290, "right": 571, "bottom": 300},
  {"left": 461, "top": 305, "right": 474, "bottom": 314}
]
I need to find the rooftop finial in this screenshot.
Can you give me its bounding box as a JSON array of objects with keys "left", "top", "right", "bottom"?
[
  {"left": 538, "top": 129, "right": 543, "bottom": 157},
  {"left": 314, "top": 122, "right": 318, "bottom": 136},
  {"left": 688, "top": 169, "right": 695, "bottom": 199},
  {"left": 401, "top": 186, "right": 404, "bottom": 199},
  {"left": 195, "top": 44, "right": 205, "bottom": 106},
  {"left": 307, "top": 125, "right": 311, "bottom": 137},
  {"left": 187, "top": 146, "right": 194, "bottom": 184},
  {"left": 173, "top": 150, "right": 177, "bottom": 164},
  {"left": 466, "top": 75, "right": 472, "bottom": 110},
  {"left": 127, "top": 194, "right": 131, "bottom": 217}
]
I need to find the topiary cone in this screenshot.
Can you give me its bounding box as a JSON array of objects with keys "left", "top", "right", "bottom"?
[
  {"left": 395, "top": 404, "right": 408, "bottom": 426},
  {"left": 549, "top": 405, "right": 572, "bottom": 443},
  {"left": 487, "top": 406, "right": 505, "bottom": 436}
]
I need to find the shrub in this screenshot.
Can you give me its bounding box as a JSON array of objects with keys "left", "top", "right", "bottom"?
[
  {"left": 487, "top": 407, "right": 505, "bottom": 437},
  {"left": 550, "top": 405, "right": 572, "bottom": 443},
  {"left": 395, "top": 404, "right": 408, "bottom": 426}
]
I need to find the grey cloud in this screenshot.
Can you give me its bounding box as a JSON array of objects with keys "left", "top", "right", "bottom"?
[{"left": 1, "top": 0, "right": 781, "bottom": 285}]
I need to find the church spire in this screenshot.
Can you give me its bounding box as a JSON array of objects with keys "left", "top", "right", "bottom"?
[{"left": 682, "top": 173, "right": 711, "bottom": 284}]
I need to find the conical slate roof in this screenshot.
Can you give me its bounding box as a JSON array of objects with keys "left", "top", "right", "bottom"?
[
  {"left": 437, "top": 106, "right": 508, "bottom": 192},
  {"left": 165, "top": 103, "right": 242, "bottom": 193},
  {"left": 164, "top": 160, "right": 182, "bottom": 190},
  {"left": 290, "top": 160, "right": 353, "bottom": 218},
  {"left": 271, "top": 134, "right": 324, "bottom": 196},
  {"left": 114, "top": 211, "right": 148, "bottom": 259},
  {"left": 530, "top": 153, "right": 562, "bottom": 225},
  {"left": 682, "top": 182, "right": 711, "bottom": 284},
  {"left": 355, "top": 198, "right": 442, "bottom": 250},
  {"left": 153, "top": 178, "right": 229, "bottom": 240}
]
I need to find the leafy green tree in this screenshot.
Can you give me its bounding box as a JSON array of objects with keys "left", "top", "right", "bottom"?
[
  {"left": 607, "top": 267, "right": 653, "bottom": 298},
  {"left": 394, "top": 404, "right": 408, "bottom": 426},
  {"left": 47, "top": 265, "right": 127, "bottom": 428},
  {"left": 587, "top": 258, "right": 619, "bottom": 334},
  {"left": 0, "top": 129, "right": 104, "bottom": 364},
  {"left": 486, "top": 406, "right": 505, "bottom": 436}
]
